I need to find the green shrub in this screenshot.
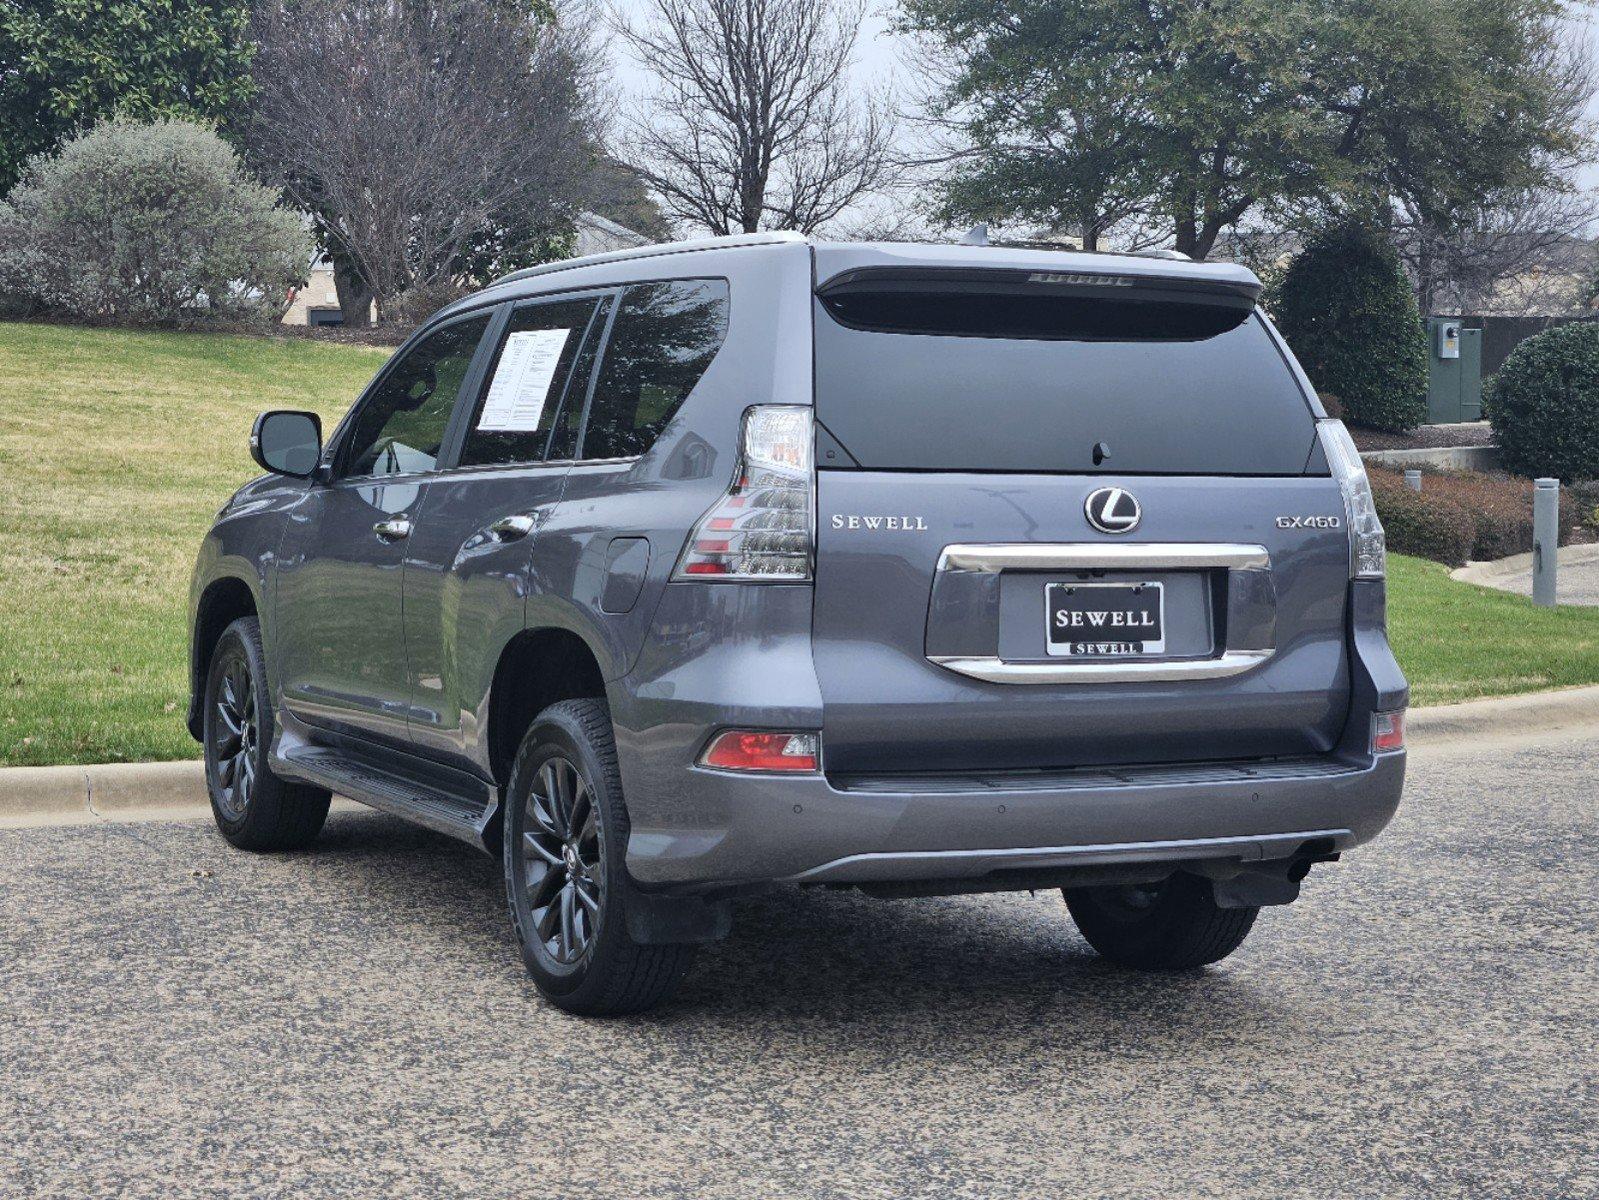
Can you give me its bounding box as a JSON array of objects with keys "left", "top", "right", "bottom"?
[
  {"left": 0, "top": 116, "right": 311, "bottom": 326},
  {"left": 1273, "top": 221, "right": 1428, "bottom": 433},
  {"left": 1489, "top": 322, "right": 1599, "bottom": 482}
]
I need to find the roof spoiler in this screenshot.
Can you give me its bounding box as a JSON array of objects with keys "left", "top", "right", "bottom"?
[{"left": 815, "top": 265, "right": 1262, "bottom": 305}]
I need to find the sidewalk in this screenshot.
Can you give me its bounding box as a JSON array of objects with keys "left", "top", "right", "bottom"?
[{"left": 1452, "top": 544, "right": 1599, "bottom": 606}]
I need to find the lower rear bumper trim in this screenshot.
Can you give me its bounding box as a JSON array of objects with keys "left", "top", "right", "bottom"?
[{"left": 791, "top": 828, "right": 1353, "bottom": 884}]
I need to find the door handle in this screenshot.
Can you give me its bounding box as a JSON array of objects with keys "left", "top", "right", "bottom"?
[
  {"left": 488, "top": 514, "right": 536, "bottom": 542},
  {"left": 373, "top": 516, "right": 412, "bottom": 542}
]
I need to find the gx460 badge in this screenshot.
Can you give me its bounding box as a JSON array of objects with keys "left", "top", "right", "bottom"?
[{"left": 1276, "top": 515, "right": 1342, "bottom": 529}]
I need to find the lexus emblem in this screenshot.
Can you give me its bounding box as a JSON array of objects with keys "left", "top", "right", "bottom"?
[{"left": 1084, "top": 487, "right": 1141, "bottom": 535}]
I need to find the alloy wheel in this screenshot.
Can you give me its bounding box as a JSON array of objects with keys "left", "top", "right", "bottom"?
[
  {"left": 211, "top": 655, "right": 258, "bottom": 821},
  {"left": 520, "top": 756, "right": 604, "bottom": 965}
]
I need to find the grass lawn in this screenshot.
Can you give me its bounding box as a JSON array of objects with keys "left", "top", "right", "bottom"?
[
  {"left": 0, "top": 321, "right": 390, "bottom": 767},
  {"left": 1386, "top": 553, "right": 1599, "bottom": 706},
  {"left": 2, "top": 318, "right": 1598, "bottom": 766}
]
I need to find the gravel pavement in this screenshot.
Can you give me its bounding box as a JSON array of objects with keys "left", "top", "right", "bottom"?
[{"left": 1, "top": 731, "right": 1595, "bottom": 1199}]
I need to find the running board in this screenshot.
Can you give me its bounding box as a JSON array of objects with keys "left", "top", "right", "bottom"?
[{"left": 280, "top": 744, "right": 496, "bottom": 847}]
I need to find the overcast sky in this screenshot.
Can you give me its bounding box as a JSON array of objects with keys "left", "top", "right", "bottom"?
[{"left": 605, "top": 1, "right": 1599, "bottom": 214}]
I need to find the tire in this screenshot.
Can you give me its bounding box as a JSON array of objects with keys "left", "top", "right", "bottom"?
[
  {"left": 1064, "top": 872, "right": 1259, "bottom": 971},
  {"left": 503, "top": 698, "right": 695, "bottom": 1016},
  {"left": 202, "top": 616, "right": 330, "bottom": 852}
]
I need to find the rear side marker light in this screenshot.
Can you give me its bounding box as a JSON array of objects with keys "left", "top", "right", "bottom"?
[
  {"left": 1371, "top": 711, "right": 1406, "bottom": 753},
  {"left": 700, "top": 730, "right": 820, "bottom": 772}
]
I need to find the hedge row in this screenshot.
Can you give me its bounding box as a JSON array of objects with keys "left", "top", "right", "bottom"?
[{"left": 1368, "top": 467, "right": 1578, "bottom": 567}]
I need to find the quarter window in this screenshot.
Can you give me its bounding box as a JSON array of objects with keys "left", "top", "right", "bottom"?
[
  {"left": 459, "top": 298, "right": 603, "bottom": 467},
  {"left": 580, "top": 279, "right": 730, "bottom": 460},
  {"left": 342, "top": 315, "right": 491, "bottom": 478}
]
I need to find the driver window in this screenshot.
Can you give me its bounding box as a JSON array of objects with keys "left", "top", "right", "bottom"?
[{"left": 343, "top": 314, "right": 492, "bottom": 478}]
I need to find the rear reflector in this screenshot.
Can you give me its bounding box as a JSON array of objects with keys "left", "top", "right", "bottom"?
[
  {"left": 1371, "top": 711, "right": 1406, "bottom": 753},
  {"left": 700, "top": 730, "right": 820, "bottom": 772}
]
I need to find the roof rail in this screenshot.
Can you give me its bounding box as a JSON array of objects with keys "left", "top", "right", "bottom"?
[{"left": 492, "top": 230, "right": 809, "bottom": 287}]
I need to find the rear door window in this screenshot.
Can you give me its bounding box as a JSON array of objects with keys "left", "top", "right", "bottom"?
[
  {"left": 578, "top": 279, "right": 730, "bottom": 460},
  {"left": 813, "top": 274, "right": 1316, "bottom": 476},
  {"left": 458, "top": 296, "right": 605, "bottom": 467}
]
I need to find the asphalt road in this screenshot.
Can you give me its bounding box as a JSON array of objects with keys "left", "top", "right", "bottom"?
[{"left": 2, "top": 731, "right": 1595, "bottom": 1200}]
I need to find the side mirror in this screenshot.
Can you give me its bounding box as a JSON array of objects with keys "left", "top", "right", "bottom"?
[{"left": 250, "top": 410, "right": 322, "bottom": 478}]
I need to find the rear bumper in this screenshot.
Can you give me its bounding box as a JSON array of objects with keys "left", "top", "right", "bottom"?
[
  {"left": 615, "top": 577, "right": 1406, "bottom": 891},
  {"left": 622, "top": 748, "right": 1405, "bottom": 890}
]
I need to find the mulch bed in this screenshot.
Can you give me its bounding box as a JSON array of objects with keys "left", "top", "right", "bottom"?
[
  {"left": 1350, "top": 422, "right": 1496, "bottom": 452},
  {"left": 267, "top": 323, "right": 406, "bottom": 349}
]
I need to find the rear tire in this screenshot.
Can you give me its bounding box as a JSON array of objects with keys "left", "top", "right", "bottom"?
[
  {"left": 503, "top": 698, "right": 695, "bottom": 1016},
  {"left": 1064, "top": 873, "right": 1258, "bottom": 970},
  {"left": 202, "top": 616, "right": 330, "bottom": 852}
]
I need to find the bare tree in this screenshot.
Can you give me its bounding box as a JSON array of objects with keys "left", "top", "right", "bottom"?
[
  {"left": 245, "top": 0, "right": 601, "bottom": 322},
  {"left": 1393, "top": 185, "right": 1599, "bottom": 317},
  {"left": 612, "top": 0, "right": 895, "bottom": 235}
]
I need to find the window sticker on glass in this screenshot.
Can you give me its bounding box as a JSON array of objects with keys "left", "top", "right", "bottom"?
[{"left": 477, "top": 328, "right": 572, "bottom": 431}]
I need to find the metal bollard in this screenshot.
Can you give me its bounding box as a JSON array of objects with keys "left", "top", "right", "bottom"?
[
  {"left": 1404, "top": 469, "right": 1422, "bottom": 493},
  {"left": 1533, "top": 478, "right": 1559, "bottom": 607}
]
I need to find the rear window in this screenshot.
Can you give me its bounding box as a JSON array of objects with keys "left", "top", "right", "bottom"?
[
  {"left": 579, "top": 279, "right": 729, "bottom": 460},
  {"left": 813, "top": 277, "right": 1317, "bottom": 475}
]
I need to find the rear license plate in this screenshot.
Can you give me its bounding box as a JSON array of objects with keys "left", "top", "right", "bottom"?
[{"left": 1045, "top": 582, "right": 1165, "bottom": 657}]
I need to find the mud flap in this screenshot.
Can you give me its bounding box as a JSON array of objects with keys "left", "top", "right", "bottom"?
[
  {"left": 625, "top": 890, "right": 733, "bottom": 944},
  {"left": 1205, "top": 866, "right": 1303, "bottom": 909}
]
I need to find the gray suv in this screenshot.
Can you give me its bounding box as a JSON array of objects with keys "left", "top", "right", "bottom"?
[{"left": 187, "top": 233, "right": 1407, "bottom": 1014}]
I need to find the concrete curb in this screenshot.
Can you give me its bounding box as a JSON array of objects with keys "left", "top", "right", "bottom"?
[
  {"left": 1360, "top": 445, "right": 1500, "bottom": 472},
  {"left": 0, "top": 760, "right": 206, "bottom": 826},
  {"left": 1450, "top": 543, "right": 1599, "bottom": 588},
  {"left": 7, "top": 683, "right": 1599, "bottom": 825},
  {"left": 1404, "top": 684, "right": 1599, "bottom": 746}
]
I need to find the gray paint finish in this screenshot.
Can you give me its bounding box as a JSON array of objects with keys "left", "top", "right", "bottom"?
[{"left": 187, "top": 235, "right": 1406, "bottom": 901}]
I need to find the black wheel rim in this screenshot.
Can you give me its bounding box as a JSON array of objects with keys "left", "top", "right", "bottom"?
[
  {"left": 519, "top": 756, "right": 603, "bottom": 966},
  {"left": 211, "top": 655, "right": 258, "bottom": 821}
]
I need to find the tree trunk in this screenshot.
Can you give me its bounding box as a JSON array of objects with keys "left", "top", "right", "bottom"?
[
  {"left": 333, "top": 255, "right": 374, "bottom": 329},
  {"left": 1173, "top": 190, "right": 1199, "bottom": 258},
  {"left": 1080, "top": 214, "right": 1100, "bottom": 252}
]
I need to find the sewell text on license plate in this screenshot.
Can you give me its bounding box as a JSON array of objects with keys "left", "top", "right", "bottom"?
[{"left": 1045, "top": 581, "right": 1165, "bottom": 657}]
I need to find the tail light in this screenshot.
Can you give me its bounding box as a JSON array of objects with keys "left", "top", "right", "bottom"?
[
  {"left": 700, "top": 730, "right": 821, "bottom": 772},
  {"left": 1371, "top": 710, "right": 1406, "bottom": 753},
  {"left": 673, "top": 406, "right": 814, "bottom": 581},
  {"left": 1318, "top": 419, "right": 1386, "bottom": 579}
]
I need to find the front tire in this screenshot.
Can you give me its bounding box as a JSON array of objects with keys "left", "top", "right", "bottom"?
[
  {"left": 1064, "top": 873, "right": 1259, "bottom": 970},
  {"left": 503, "top": 698, "right": 695, "bottom": 1016},
  {"left": 202, "top": 616, "right": 330, "bottom": 851}
]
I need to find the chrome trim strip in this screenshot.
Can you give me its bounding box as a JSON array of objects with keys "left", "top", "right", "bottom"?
[
  {"left": 792, "top": 828, "right": 1353, "bottom": 883},
  {"left": 937, "top": 542, "right": 1270, "bottom": 573},
  {"left": 929, "top": 649, "right": 1274, "bottom": 685}
]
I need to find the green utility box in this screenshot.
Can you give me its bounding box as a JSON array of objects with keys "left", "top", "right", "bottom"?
[{"left": 1426, "top": 317, "right": 1483, "bottom": 424}]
